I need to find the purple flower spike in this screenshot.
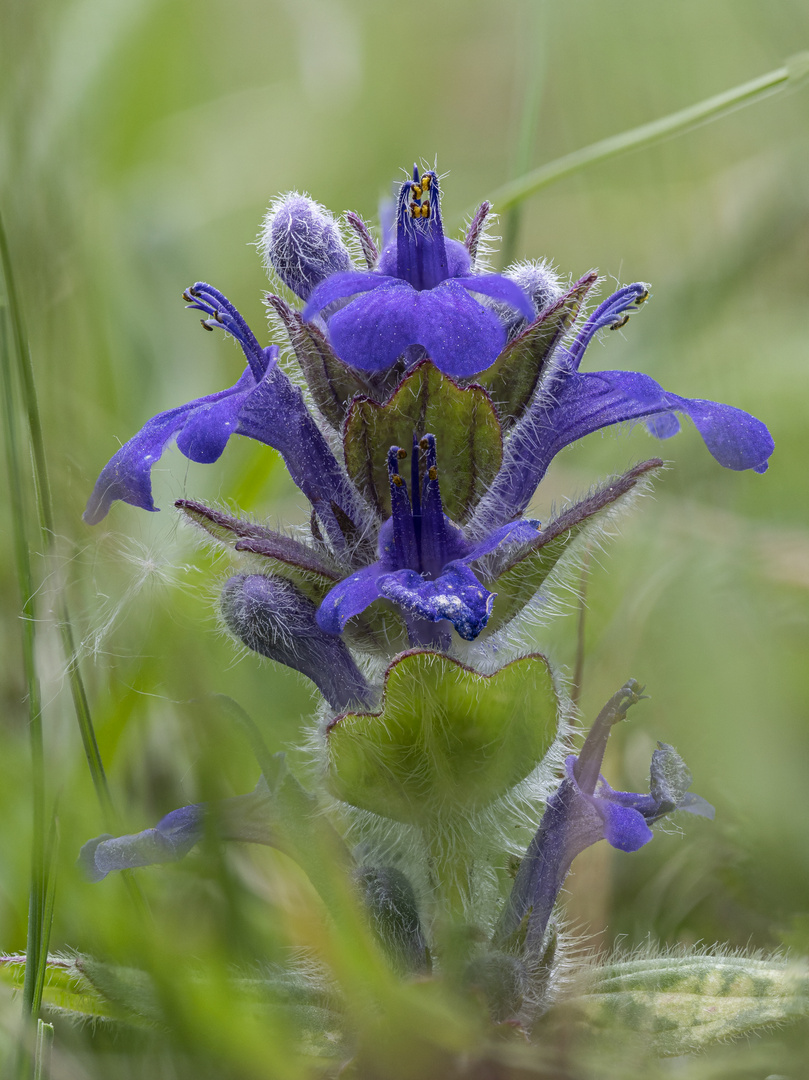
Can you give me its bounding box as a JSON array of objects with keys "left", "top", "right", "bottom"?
[
  {"left": 494, "top": 681, "right": 713, "bottom": 955},
  {"left": 470, "top": 282, "right": 774, "bottom": 533},
  {"left": 85, "top": 284, "right": 368, "bottom": 551},
  {"left": 304, "top": 167, "right": 534, "bottom": 377},
  {"left": 316, "top": 434, "right": 541, "bottom": 645}
]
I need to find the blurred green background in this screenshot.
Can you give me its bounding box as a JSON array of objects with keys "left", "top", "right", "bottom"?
[{"left": 2, "top": 0, "right": 809, "bottom": 1073}]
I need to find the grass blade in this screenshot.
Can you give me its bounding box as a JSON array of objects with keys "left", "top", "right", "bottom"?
[{"left": 479, "top": 53, "right": 809, "bottom": 216}]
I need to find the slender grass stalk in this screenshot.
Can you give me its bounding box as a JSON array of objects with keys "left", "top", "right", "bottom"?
[
  {"left": 0, "top": 207, "right": 112, "bottom": 818},
  {"left": 33, "top": 1020, "right": 53, "bottom": 1080},
  {"left": 478, "top": 53, "right": 809, "bottom": 217},
  {"left": 1, "top": 301, "right": 46, "bottom": 1078},
  {"left": 32, "top": 819, "right": 58, "bottom": 1019},
  {"left": 500, "top": 0, "right": 548, "bottom": 267}
]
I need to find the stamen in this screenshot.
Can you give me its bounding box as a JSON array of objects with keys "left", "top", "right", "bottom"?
[
  {"left": 609, "top": 314, "right": 630, "bottom": 330},
  {"left": 397, "top": 448, "right": 407, "bottom": 459},
  {"left": 386, "top": 445, "right": 418, "bottom": 570},
  {"left": 421, "top": 174, "right": 431, "bottom": 191},
  {"left": 201, "top": 320, "right": 214, "bottom": 331},
  {"left": 412, "top": 184, "right": 423, "bottom": 200}
]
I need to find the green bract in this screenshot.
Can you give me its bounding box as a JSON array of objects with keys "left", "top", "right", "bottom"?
[{"left": 326, "top": 650, "right": 559, "bottom": 824}]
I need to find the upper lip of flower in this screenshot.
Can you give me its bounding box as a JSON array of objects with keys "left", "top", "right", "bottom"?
[{"left": 301, "top": 166, "right": 535, "bottom": 378}]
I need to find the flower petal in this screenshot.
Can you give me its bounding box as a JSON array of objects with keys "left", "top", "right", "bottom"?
[
  {"left": 453, "top": 274, "right": 535, "bottom": 322},
  {"left": 316, "top": 564, "right": 384, "bottom": 635},
  {"left": 326, "top": 282, "right": 419, "bottom": 371},
  {"left": 377, "top": 562, "right": 495, "bottom": 641},
  {"left": 303, "top": 271, "right": 400, "bottom": 319},
  {"left": 83, "top": 372, "right": 256, "bottom": 525},
  {"left": 472, "top": 366, "right": 774, "bottom": 530},
  {"left": 412, "top": 281, "right": 507, "bottom": 377},
  {"left": 594, "top": 799, "right": 654, "bottom": 852}
]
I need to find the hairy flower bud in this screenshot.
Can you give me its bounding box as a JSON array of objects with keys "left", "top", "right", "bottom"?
[
  {"left": 500, "top": 259, "right": 564, "bottom": 339},
  {"left": 221, "top": 573, "right": 372, "bottom": 711},
  {"left": 260, "top": 193, "right": 352, "bottom": 301},
  {"left": 354, "top": 866, "right": 429, "bottom": 975}
]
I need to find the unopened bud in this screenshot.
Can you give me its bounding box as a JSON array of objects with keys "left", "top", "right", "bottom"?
[
  {"left": 500, "top": 259, "right": 564, "bottom": 339},
  {"left": 260, "top": 193, "right": 352, "bottom": 300},
  {"left": 221, "top": 574, "right": 372, "bottom": 711}
]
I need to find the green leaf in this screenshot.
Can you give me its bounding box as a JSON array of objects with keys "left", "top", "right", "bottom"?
[
  {"left": 475, "top": 272, "right": 597, "bottom": 429},
  {"left": 268, "top": 294, "right": 376, "bottom": 429},
  {"left": 327, "top": 650, "right": 560, "bottom": 824},
  {"left": 0, "top": 954, "right": 131, "bottom": 1025},
  {"left": 343, "top": 361, "right": 503, "bottom": 523},
  {"left": 557, "top": 953, "right": 809, "bottom": 1056},
  {"left": 479, "top": 459, "right": 662, "bottom": 636}
]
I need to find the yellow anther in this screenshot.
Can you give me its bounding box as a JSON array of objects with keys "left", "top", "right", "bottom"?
[
  {"left": 412, "top": 183, "right": 423, "bottom": 199},
  {"left": 392, "top": 474, "right": 404, "bottom": 487},
  {"left": 422, "top": 174, "right": 431, "bottom": 190},
  {"left": 200, "top": 319, "right": 214, "bottom": 331},
  {"left": 397, "top": 448, "right": 407, "bottom": 459},
  {"left": 428, "top": 466, "right": 438, "bottom": 481},
  {"left": 610, "top": 314, "right": 630, "bottom": 331},
  {"left": 409, "top": 200, "right": 421, "bottom": 217},
  {"left": 421, "top": 205, "right": 430, "bottom": 219},
  {"left": 636, "top": 289, "right": 649, "bottom": 304},
  {"left": 419, "top": 437, "right": 430, "bottom": 449}
]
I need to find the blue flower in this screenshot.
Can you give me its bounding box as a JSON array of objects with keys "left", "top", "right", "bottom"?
[
  {"left": 469, "top": 282, "right": 774, "bottom": 535},
  {"left": 83, "top": 283, "right": 370, "bottom": 553},
  {"left": 302, "top": 167, "right": 534, "bottom": 378},
  {"left": 315, "top": 434, "right": 541, "bottom": 645},
  {"left": 495, "top": 681, "right": 713, "bottom": 955}
]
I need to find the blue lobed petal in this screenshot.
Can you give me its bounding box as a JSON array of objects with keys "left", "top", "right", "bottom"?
[
  {"left": 410, "top": 281, "right": 507, "bottom": 377},
  {"left": 302, "top": 271, "right": 401, "bottom": 320},
  {"left": 83, "top": 372, "right": 256, "bottom": 525},
  {"left": 453, "top": 274, "right": 535, "bottom": 323},
  {"left": 316, "top": 564, "right": 384, "bottom": 635},
  {"left": 472, "top": 364, "right": 774, "bottom": 531},
  {"left": 377, "top": 561, "right": 495, "bottom": 641},
  {"left": 326, "top": 282, "right": 419, "bottom": 372}
]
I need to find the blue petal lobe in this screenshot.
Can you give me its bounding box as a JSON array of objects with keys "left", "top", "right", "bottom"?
[
  {"left": 413, "top": 281, "right": 506, "bottom": 377},
  {"left": 595, "top": 800, "right": 654, "bottom": 852},
  {"left": 316, "top": 565, "right": 384, "bottom": 635},
  {"left": 377, "top": 562, "right": 494, "bottom": 641},
  {"left": 453, "top": 274, "right": 535, "bottom": 322},
  {"left": 303, "top": 271, "right": 400, "bottom": 319},
  {"left": 327, "top": 283, "right": 418, "bottom": 371}
]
